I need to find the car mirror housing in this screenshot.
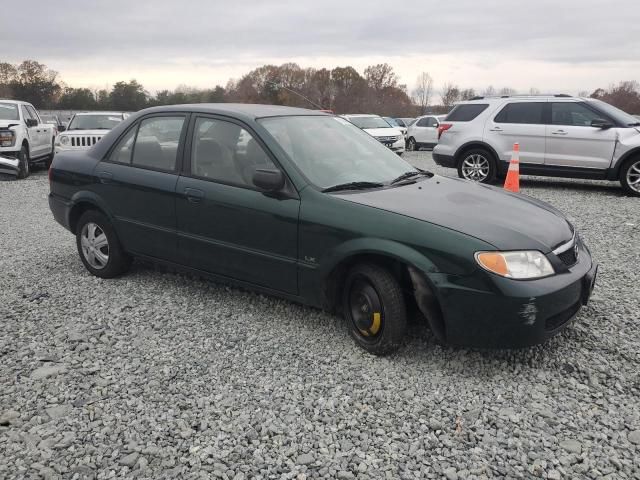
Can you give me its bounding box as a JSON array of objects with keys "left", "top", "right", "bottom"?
[
  {"left": 26, "top": 118, "right": 38, "bottom": 127},
  {"left": 591, "top": 119, "right": 613, "bottom": 129},
  {"left": 252, "top": 168, "right": 285, "bottom": 192}
]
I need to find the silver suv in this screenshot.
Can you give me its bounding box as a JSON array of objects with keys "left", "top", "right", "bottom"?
[{"left": 433, "top": 95, "right": 640, "bottom": 196}]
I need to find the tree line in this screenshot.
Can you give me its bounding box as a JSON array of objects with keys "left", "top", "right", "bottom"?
[{"left": 1, "top": 60, "right": 639, "bottom": 116}]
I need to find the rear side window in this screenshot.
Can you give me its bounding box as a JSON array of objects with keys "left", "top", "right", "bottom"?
[
  {"left": 132, "top": 116, "right": 185, "bottom": 171},
  {"left": 494, "top": 102, "right": 545, "bottom": 124},
  {"left": 445, "top": 104, "right": 489, "bottom": 122}
]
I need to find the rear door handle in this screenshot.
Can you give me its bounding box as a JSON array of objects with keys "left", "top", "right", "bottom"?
[
  {"left": 97, "top": 171, "right": 113, "bottom": 183},
  {"left": 184, "top": 187, "right": 204, "bottom": 203},
  {"left": 551, "top": 130, "right": 568, "bottom": 135},
  {"left": 489, "top": 127, "right": 503, "bottom": 132}
]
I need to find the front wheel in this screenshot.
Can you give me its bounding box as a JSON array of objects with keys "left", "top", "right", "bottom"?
[
  {"left": 76, "top": 210, "right": 131, "bottom": 278},
  {"left": 620, "top": 156, "right": 640, "bottom": 197},
  {"left": 342, "top": 264, "right": 407, "bottom": 355},
  {"left": 17, "top": 145, "right": 30, "bottom": 179},
  {"left": 407, "top": 137, "right": 418, "bottom": 151},
  {"left": 457, "top": 148, "right": 497, "bottom": 183}
]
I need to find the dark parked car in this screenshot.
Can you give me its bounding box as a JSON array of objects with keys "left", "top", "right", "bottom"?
[{"left": 49, "top": 104, "right": 597, "bottom": 355}]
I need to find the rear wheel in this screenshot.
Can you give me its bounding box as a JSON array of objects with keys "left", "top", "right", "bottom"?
[
  {"left": 620, "top": 156, "right": 640, "bottom": 197},
  {"left": 17, "top": 145, "right": 30, "bottom": 179},
  {"left": 342, "top": 264, "right": 407, "bottom": 355},
  {"left": 76, "top": 210, "right": 131, "bottom": 278},
  {"left": 457, "top": 148, "right": 497, "bottom": 183}
]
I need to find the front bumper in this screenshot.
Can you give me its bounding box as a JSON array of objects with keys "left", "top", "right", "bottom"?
[
  {"left": 416, "top": 240, "right": 597, "bottom": 348},
  {"left": 0, "top": 155, "right": 20, "bottom": 176}
]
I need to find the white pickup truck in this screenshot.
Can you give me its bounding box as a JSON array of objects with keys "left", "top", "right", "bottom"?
[{"left": 0, "top": 100, "right": 56, "bottom": 178}]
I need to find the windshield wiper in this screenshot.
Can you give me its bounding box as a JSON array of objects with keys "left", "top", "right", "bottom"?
[
  {"left": 628, "top": 122, "right": 640, "bottom": 127},
  {"left": 322, "top": 181, "right": 384, "bottom": 193},
  {"left": 390, "top": 170, "right": 433, "bottom": 184}
]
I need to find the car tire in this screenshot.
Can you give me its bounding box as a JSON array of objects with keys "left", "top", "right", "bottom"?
[
  {"left": 342, "top": 263, "right": 407, "bottom": 356},
  {"left": 75, "top": 210, "right": 131, "bottom": 278},
  {"left": 407, "top": 137, "right": 418, "bottom": 151},
  {"left": 619, "top": 156, "right": 640, "bottom": 197},
  {"left": 17, "top": 145, "right": 30, "bottom": 179},
  {"left": 457, "top": 148, "right": 497, "bottom": 184},
  {"left": 45, "top": 140, "right": 55, "bottom": 168}
]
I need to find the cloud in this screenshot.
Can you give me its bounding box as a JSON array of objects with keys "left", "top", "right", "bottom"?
[{"left": 2, "top": 0, "right": 639, "bottom": 92}]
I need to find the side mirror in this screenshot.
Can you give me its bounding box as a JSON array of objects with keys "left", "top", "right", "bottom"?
[
  {"left": 26, "top": 118, "right": 38, "bottom": 127},
  {"left": 252, "top": 168, "right": 285, "bottom": 192},
  {"left": 433, "top": 123, "right": 439, "bottom": 128},
  {"left": 591, "top": 119, "right": 613, "bottom": 129},
  {"left": 58, "top": 125, "right": 67, "bottom": 132}
]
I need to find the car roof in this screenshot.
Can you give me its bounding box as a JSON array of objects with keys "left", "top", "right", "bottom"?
[
  {"left": 0, "top": 99, "right": 29, "bottom": 105},
  {"left": 74, "top": 111, "right": 126, "bottom": 116},
  {"left": 343, "top": 114, "right": 380, "bottom": 118},
  {"left": 138, "top": 103, "right": 325, "bottom": 121}
]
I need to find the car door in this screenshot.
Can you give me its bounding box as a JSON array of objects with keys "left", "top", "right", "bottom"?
[
  {"left": 411, "top": 117, "right": 431, "bottom": 144},
  {"left": 545, "top": 101, "right": 617, "bottom": 169},
  {"left": 423, "top": 116, "right": 440, "bottom": 144},
  {"left": 93, "top": 114, "right": 188, "bottom": 262},
  {"left": 175, "top": 115, "right": 300, "bottom": 294},
  {"left": 21, "top": 105, "right": 44, "bottom": 157},
  {"left": 484, "top": 101, "right": 546, "bottom": 164},
  {"left": 27, "top": 105, "right": 49, "bottom": 154}
]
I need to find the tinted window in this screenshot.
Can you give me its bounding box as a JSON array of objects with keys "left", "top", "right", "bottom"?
[
  {"left": 132, "top": 117, "right": 184, "bottom": 170},
  {"left": 21, "top": 106, "right": 34, "bottom": 122},
  {"left": 445, "top": 104, "right": 489, "bottom": 122},
  {"left": 108, "top": 127, "right": 137, "bottom": 164},
  {"left": 494, "top": 102, "right": 544, "bottom": 124},
  {"left": 426, "top": 117, "right": 439, "bottom": 127},
  {"left": 26, "top": 105, "right": 40, "bottom": 123},
  {"left": 551, "top": 103, "right": 601, "bottom": 126},
  {"left": 191, "top": 117, "right": 275, "bottom": 187},
  {"left": 416, "top": 118, "right": 429, "bottom": 127}
]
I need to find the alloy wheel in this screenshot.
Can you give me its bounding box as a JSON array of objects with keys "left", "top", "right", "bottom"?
[
  {"left": 80, "top": 222, "right": 110, "bottom": 269},
  {"left": 627, "top": 159, "right": 640, "bottom": 193},
  {"left": 461, "top": 154, "right": 490, "bottom": 182}
]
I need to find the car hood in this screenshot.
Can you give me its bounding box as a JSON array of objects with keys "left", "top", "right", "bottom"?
[
  {"left": 0, "top": 120, "right": 21, "bottom": 129},
  {"left": 363, "top": 127, "right": 403, "bottom": 137},
  {"left": 61, "top": 129, "right": 111, "bottom": 136},
  {"left": 335, "top": 175, "right": 573, "bottom": 252}
]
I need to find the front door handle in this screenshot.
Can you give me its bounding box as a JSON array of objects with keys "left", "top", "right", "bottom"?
[
  {"left": 489, "top": 127, "right": 503, "bottom": 132},
  {"left": 551, "top": 130, "right": 568, "bottom": 135},
  {"left": 97, "top": 171, "right": 113, "bottom": 183},
  {"left": 184, "top": 188, "right": 204, "bottom": 203}
]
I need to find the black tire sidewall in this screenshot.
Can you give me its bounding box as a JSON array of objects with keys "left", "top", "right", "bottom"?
[
  {"left": 620, "top": 157, "right": 640, "bottom": 197},
  {"left": 457, "top": 148, "right": 497, "bottom": 184},
  {"left": 408, "top": 138, "right": 417, "bottom": 151},
  {"left": 17, "top": 146, "right": 30, "bottom": 179},
  {"left": 75, "top": 210, "right": 131, "bottom": 278},
  {"left": 342, "top": 264, "right": 407, "bottom": 355}
]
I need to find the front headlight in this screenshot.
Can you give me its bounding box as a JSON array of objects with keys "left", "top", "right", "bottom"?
[
  {"left": 0, "top": 130, "right": 15, "bottom": 147},
  {"left": 58, "top": 135, "right": 70, "bottom": 146},
  {"left": 475, "top": 251, "right": 555, "bottom": 279}
]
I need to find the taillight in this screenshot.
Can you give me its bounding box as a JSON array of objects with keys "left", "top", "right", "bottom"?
[{"left": 437, "top": 123, "right": 452, "bottom": 140}]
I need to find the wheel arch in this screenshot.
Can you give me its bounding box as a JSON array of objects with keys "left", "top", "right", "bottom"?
[
  {"left": 320, "top": 241, "right": 447, "bottom": 341},
  {"left": 68, "top": 191, "right": 115, "bottom": 234},
  {"left": 612, "top": 148, "right": 640, "bottom": 180},
  {"left": 454, "top": 141, "right": 501, "bottom": 166}
]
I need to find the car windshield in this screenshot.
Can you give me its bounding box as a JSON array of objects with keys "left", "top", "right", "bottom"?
[
  {"left": 588, "top": 99, "right": 640, "bottom": 126},
  {"left": 67, "top": 114, "right": 123, "bottom": 130},
  {"left": 384, "top": 117, "right": 400, "bottom": 127},
  {"left": 347, "top": 116, "right": 393, "bottom": 129},
  {"left": 0, "top": 103, "right": 20, "bottom": 121},
  {"left": 259, "top": 116, "right": 418, "bottom": 190}
]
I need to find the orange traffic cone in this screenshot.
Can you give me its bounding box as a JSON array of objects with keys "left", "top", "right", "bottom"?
[{"left": 504, "top": 143, "right": 520, "bottom": 193}]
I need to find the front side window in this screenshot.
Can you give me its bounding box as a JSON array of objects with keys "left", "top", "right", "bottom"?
[
  {"left": 494, "top": 102, "right": 544, "bottom": 124},
  {"left": 108, "top": 127, "right": 137, "bottom": 164},
  {"left": 551, "top": 102, "right": 601, "bottom": 126},
  {"left": 0, "top": 103, "right": 19, "bottom": 121},
  {"left": 260, "top": 116, "right": 417, "bottom": 190},
  {"left": 26, "top": 105, "right": 40, "bottom": 123},
  {"left": 132, "top": 116, "right": 185, "bottom": 170},
  {"left": 21, "top": 106, "right": 34, "bottom": 122},
  {"left": 416, "top": 118, "right": 430, "bottom": 127},
  {"left": 191, "top": 117, "right": 275, "bottom": 187},
  {"left": 426, "top": 117, "right": 438, "bottom": 127}
]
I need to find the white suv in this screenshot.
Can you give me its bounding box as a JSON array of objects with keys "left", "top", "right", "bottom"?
[
  {"left": 55, "top": 112, "right": 128, "bottom": 154},
  {"left": 433, "top": 95, "right": 640, "bottom": 196},
  {"left": 342, "top": 114, "right": 405, "bottom": 155},
  {"left": 406, "top": 114, "right": 446, "bottom": 151}
]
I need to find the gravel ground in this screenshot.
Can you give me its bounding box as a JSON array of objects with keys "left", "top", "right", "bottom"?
[{"left": 1, "top": 153, "right": 639, "bottom": 480}]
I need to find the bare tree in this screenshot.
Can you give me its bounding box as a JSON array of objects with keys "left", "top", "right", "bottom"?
[
  {"left": 529, "top": 87, "right": 541, "bottom": 95},
  {"left": 460, "top": 88, "right": 477, "bottom": 100},
  {"left": 483, "top": 85, "right": 496, "bottom": 96},
  {"left": 441, "top": 83, "right": 461, "bottom": 108},
  {"left": 412, "top": 72, "right": 434, "bottom": 114},
  {"left": 499, "top": 87, "right": 517, "bottom": 96}
]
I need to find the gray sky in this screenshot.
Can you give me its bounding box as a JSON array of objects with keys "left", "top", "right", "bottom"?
[{"left": 3, "top": 0, "right": 639, "bottom": 95}]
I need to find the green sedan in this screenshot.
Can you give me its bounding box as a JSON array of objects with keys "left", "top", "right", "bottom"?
[{"left": 49, "top": 104, "right": 597, "bottom": 355}]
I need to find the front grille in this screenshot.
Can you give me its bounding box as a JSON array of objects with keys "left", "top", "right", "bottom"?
[
  {"left": 557, "top": 248, "right": 578, "bottom": 266},
  {"left": 70, "top": 136, "right": 103, "bottom": 147},
  {"left": 375, "top": 136, "right": 398, "bottom": 143}
]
